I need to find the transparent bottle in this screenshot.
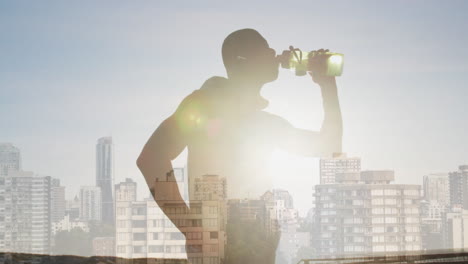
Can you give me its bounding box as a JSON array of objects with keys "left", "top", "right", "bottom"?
[{"left": 278, "top": 46, "right": 344, "bottom": 77}]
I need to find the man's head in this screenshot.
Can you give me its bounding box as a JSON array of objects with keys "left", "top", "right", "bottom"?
[{"left": 222, "top": 29, "right": 279, "bottom": 85}]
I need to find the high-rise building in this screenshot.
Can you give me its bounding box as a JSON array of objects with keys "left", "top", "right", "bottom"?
[
  {"left": 115, "top": 178, "right": 137, "bottom": 203},
  {"left": 449, "top": 165, "right": 468, "bottom": 209},
  {"left": 420, "top": 200, "right": 445, "bottom": 250},
  {"left": 423, "top": 173, "right": 449, "bottom": 206},
  {"left": 0, "top": 143, "right": 21, "bottom": 176},
  {"left": 314, "top": 170, "right": 422, "bottom": 258},
  {"left": 51, "top": 178, "right": 66, "bottom": 223},
  {"left": 80, "top": 186, "right": 102, "bottom": 221},
  {"left": 96, "top": 137, "right": 114, "bottom": 225},
  {"left": 65, "top": 195, "right": 80, "bottom": 220},
  {"left": 421, "top": 173, "right": 449, "bottom": 251},
  {"left": 442, "top": 208, "right": 468, "bottom": 249},
  {"left": 262, "top": 189, "right": 309, "bottom": 264},
  {"left": 1, "top": 145, "right": 56, "bottom": 254},
  {"left": 30, "top": 174, "right": 54, "bottom": 254},
  {"left": 271, "top": 189, "right": 294, "bottom": 209},
  {"left": 0, "top": 170, "right": 55, "bottom": 254},
  {"left": 192, "top": 174, "right": 227, "bottom": 201},
  {"left": 319, "top": 153, "right": 361, "bottom": 184},
  {"left": 115, "top": 174, "right": 227, "bottom": 264},
  {"left": 115, "top": 199, "right": 227, "bottom": 263}
]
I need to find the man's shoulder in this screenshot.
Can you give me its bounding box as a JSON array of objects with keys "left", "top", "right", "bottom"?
[{"left": 179, "top": 77, "right": 229, "bottom": 105}]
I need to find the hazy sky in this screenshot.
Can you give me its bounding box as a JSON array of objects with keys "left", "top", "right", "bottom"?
[{"left": 1, "top": 0, "right": 467, "bottom": 214}]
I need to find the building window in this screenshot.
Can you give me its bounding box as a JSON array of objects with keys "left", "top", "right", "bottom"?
[
  {"left": 208, "top": 206, "right": 218, "bottom": 214},
  {"left": 153, "top": 219, "right": 164, "bottom": 227},
  {"left": 204, "top": 257, "right": 219, "bottom": 264},
  {"left": 117, "top": 207, "right": 126, "bottom": 216},
  {"left": 210, "top": 231, "right": 218, "bottom": 239},
  {"left": 132, "top": 207, "right": 146, "bottom": 215},
  {"left": 208, "top": 244, "right": 218, "bottom": 252},
  {"left": 191, "top": 257, "right": 203, "bottom": 264},
  {"left": 185, "top": 232, "right": 202, "bottom": 240},
  {"left": 117, "top": 220, "right": 127, "bottom": 228},
  {"left": 190, "top": 206, "right": 202, "bottom": 214},
  {"left": 165, "top": 206, "right": 188, "bottom": 214},
  {"left": 117, "top": 246, "right": 126, "bottom": 253},
  {"left": 165, "top": 245, "right": 185, "bottom": 253},
  {"left": 132, "top": 220, "right": 146, "bottom": 228},
  {"left": 170, "top": 232, "right": 185, "bottom": 240},
  {"left": 152, "top": 232, "right": 159, "bottom": 240},
  {"left": 149, "top": 245, "right": 164, "bottom": 253},
  {"left": 384, "top": 189, "right": 398, "bottom": 195},
  {"left": 187, "top": 245, "right": 202, "bottom": 253},
  {"left": 204, "top": 219, "right": 217, "bottom": 227},
  {"left": 133, "top": 233, "right": 146, "bottom": 241},
  {"left": 133, "top": 246, "right": 145, "bottom": 253}
]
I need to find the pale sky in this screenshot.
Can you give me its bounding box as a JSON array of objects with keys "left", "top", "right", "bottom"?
[{"left": 1, "top": 0, "right": 467, "bottom": 214}]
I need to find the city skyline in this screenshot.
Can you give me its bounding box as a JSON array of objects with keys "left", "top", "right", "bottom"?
[
  {"left": 3, "top": 142, "right": 468, "bottom": 260},
  {"left": 2, "top": 140, "right": 467, "bottom": 216}
]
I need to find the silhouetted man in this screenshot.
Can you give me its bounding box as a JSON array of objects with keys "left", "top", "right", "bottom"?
[{"left": 137, "top": 28, "right": 342, "bottom": 264}]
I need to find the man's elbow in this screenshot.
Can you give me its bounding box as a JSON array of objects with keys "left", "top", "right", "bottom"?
[
  {"left": 320, "top": 132, "right": 343, "bottom": 157},
  {"left": 136, "top": 153, "right": 148, "bottom": 173}
]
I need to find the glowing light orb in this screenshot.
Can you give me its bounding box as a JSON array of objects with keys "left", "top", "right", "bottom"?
[{"left": 329, "top": 55, "right": 343, "bottom": 65}]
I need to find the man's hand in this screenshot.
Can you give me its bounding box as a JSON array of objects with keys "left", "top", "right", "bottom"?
[{"left": 308, "top": 49, "right": 336, "bottom": 85}]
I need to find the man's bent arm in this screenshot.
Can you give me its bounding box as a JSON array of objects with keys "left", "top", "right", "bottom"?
[{"left": 137, "top": 116, "right": 189, "bottom": 230}]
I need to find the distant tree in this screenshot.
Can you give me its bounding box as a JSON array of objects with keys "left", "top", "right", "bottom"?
[
  {"left": 53, "top": 227, "right": 92, "bottom": 256},
  {"left": 52, "top": 221, "right": 115, "bottom": 257},
  {"left": 88, "top": 220, "right": 115, "bottom": 237}
]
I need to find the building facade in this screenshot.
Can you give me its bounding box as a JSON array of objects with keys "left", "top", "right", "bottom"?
[
  {"left": 0, "top": 143, "right": 21, "bottom": 176},
  {"left": 319, "top": 153, "right": 361, "bottom": 184},
  {"left": 115, "top": 174, "right": 227, "bottom": 264},
  {"left": 423, "top": 173, "right": 449, "bottom": 206},
  {"left": 0, "top": 169, "right": 55, "bottom": 254},
  {"left": 442, "top": 209, "right": 468, "bottom": 249},
  {"left": 51, "top": 178, "right": 66, "bottom": 223},
  {"left": 420, "top": 201, "right": 445, "bottom": 250},
  {"left": 449, "top": 165, "right": 468, "bottom": 209},
  {"left": 93, "top": 237, "right": 116, "bottom": 256},
  {"left": 80, "top": 186, "right": 102, "bottom": 222},
  {"left": 96, "top": 137, "right": 114, "bottom": 225},
  {"left": 314, "top": 171, "right": 422, "bottom": 258},
  {"left": 264, "top": 189, "right": 310, "bottom": 264}
]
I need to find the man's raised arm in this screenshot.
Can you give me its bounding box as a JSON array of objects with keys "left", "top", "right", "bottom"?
[
  {"left": 276, "top": 75, "right": 343, "bottom": 157},
  {"left": 315, "top": 76, "right": 343, "bottom": 155}
]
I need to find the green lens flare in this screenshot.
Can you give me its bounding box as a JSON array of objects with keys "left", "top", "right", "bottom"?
[{"left": 176, "top": 101, "right": 207, "bottom": 133}]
